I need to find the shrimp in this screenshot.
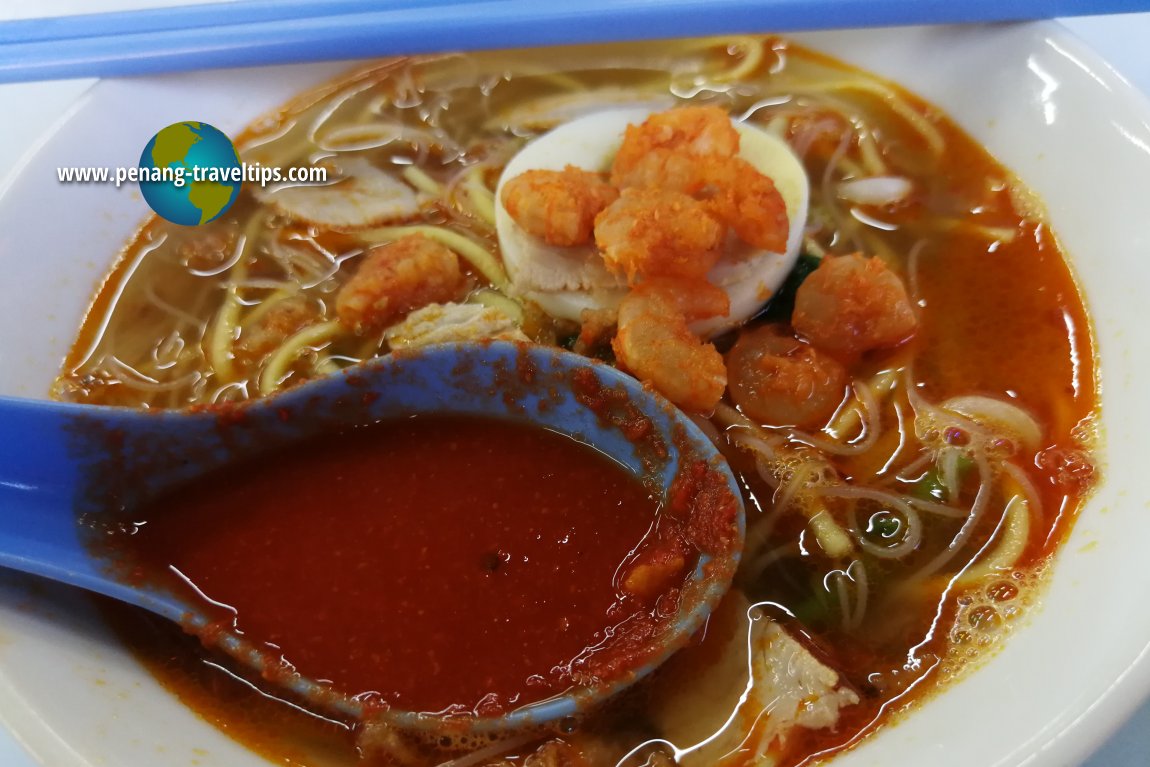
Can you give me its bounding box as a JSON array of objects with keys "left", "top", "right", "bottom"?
[
  {"left": 792, "top": 253, "right": 918, "bottom": 357},
  {"left": 594, "top": 188, "right": 725, "bottom": 283},
  {"left": 500, "top": 165, "right": 618, "bottom": 247},
  {"left": 235, "top": 296, "right": 319, "bottom": 361},
  {"left": 701, "top": 156, "right": 790, "bottom": 252},
  {"left": 612, "top": 277, "right": 730, "bottom": 412},
  {"left": 610, "top": 107, "right": 789, "bottom": 251},
  {"left": 726, "top": 324, "right": 849, "bottom": 429},
  {"left": 335, "top": 233, "right": 465, "bottom": 332},
  {"left": 610, "top": 106, "right": 740, "bottom": 192}
]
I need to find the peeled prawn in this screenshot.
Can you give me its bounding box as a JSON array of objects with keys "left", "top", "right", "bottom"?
[
  {"left": 335, "top": 233, "right": 465, "bottom": 332},
  {"left": 612, "top": 278, "right": 730, "bottom": 412},
  {"left": 500, "top": 165, "right": 618, "bottom": 247},
  {"left": 793, "top": 253, "right": 918, "bottom": 357},
  {"left": 610, "top": 105, "right": 740, "bottom": 192},
  {"left": 727, "top": 324, "right": 849, "bottom": 429},
  {"left": 702, "top": 156, "right": 790, "bottom": 252},
  {"left": 609, "top": 107, "right": 790, "bottom": 253},
  {"left": 594, "top": 188, "right": 725, "bottom": 283}
]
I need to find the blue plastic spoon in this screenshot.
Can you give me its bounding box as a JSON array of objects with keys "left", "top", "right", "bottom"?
[{"left": 0, "top": 341, "right": 744, "bottom": 731}]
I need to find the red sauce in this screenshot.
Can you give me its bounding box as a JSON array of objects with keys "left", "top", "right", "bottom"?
[{"left": 126, "top": 415, "right": 674, "bottom": 715}]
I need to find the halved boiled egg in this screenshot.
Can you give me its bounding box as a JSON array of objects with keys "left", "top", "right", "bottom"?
[{"left": 494, "top": 106, "right": 809, "bottom": 336}]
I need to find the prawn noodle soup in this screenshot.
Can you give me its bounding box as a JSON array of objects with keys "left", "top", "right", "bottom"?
[{"left": 55, "top": 36, "right": 1097, "bottom": 767}]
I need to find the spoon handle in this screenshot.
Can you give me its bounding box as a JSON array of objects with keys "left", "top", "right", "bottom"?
[
  {"left": 0, "top": 397, "right": 198, "bottom": 621},
  {"left": 0, "top": 398, "right": 91, "bottom": 585}
]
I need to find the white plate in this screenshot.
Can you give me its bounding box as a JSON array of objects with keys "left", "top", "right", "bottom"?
[{"left": 1, "top": 20, "right": 1149, "bottom": 767}]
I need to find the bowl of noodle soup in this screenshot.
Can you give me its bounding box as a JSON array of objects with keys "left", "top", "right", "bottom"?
[{"left": 0, "top": 20, "right": 1148, "bottom": 767}]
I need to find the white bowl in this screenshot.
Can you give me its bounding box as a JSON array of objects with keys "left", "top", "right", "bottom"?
[{"left": 1, "top": 21, "right": 1148, "bottom": 767}]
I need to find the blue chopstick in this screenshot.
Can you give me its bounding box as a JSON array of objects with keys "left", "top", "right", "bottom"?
[
  {"left": 0, "top": 0, "right": 1146, "bottom": 84},
  {"left": 0, "top": 0, "right": 450, "bottom": 44}
]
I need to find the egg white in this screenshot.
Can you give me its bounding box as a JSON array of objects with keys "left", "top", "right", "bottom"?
[{"left": 494, "top": 107, "right": 809, "bottom": 336}]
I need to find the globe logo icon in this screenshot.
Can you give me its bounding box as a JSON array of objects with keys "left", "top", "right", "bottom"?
[{"left": 138, "top": 121, "right": 242, "bottom": 226}]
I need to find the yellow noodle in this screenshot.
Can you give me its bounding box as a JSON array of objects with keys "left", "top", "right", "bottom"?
[
  {"left": 829, "top": 369, "right": 900, "bottom": 437},
  {"left": 401, "top": 165, "right": 443, "bottom": 196},
  {"left": 314, "top": 356, "right": 341, "bottom": 376},
  {"left": 764, "top": 114, "right": 789, "bottom": 137},
  {"left": 938, "top": 218, "right": 1019, "bottom": 244},
  {"left": 460, "top": 167, "right": 497, "bottom": 227},
  {"left": 835, "top": 154, "right": 867, "bottom": 179},
  {"left": 859, "top": 230, "right": 902, "bottom": 268},
  {"left": 955, "top": 496, "right": 1029, "bottom": 585},
  {"left": 467, "top": 288, "right": 525, "bottom": 323},
  {"left": 238, "top": 286, "right": 301, "bottom": 329},
  {"left": 712, "top": 36, "right": 766, "bottom": 82},
  {"left": 802, "top": 235, "right": 829, "bottom": 258},
  {"left": 355, "top": 334, "right": 384, "bottom": 360},
  {"left": 526, "top": 70, "right": 586, "bottom": 92},
  {"left": 792, "top": 79, "right": 946, "bottom": 155},
  {"left": 858, "top": 130, "right": 888, "bottom": 175},
  {"left": 956, "top": 467, "right": 1034, "bottom": 586},
  {"left": 205, "top": 214, "right": 266, "bottom": 382},
  {"left": 808, "top": 509, "right": 856, "bottom": 559},
  {"left": 257, "top": 320, "right": 345, "bottom": 395},
  {"left": 686, "top": 36, "right": 766, "bottom": 83}
]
